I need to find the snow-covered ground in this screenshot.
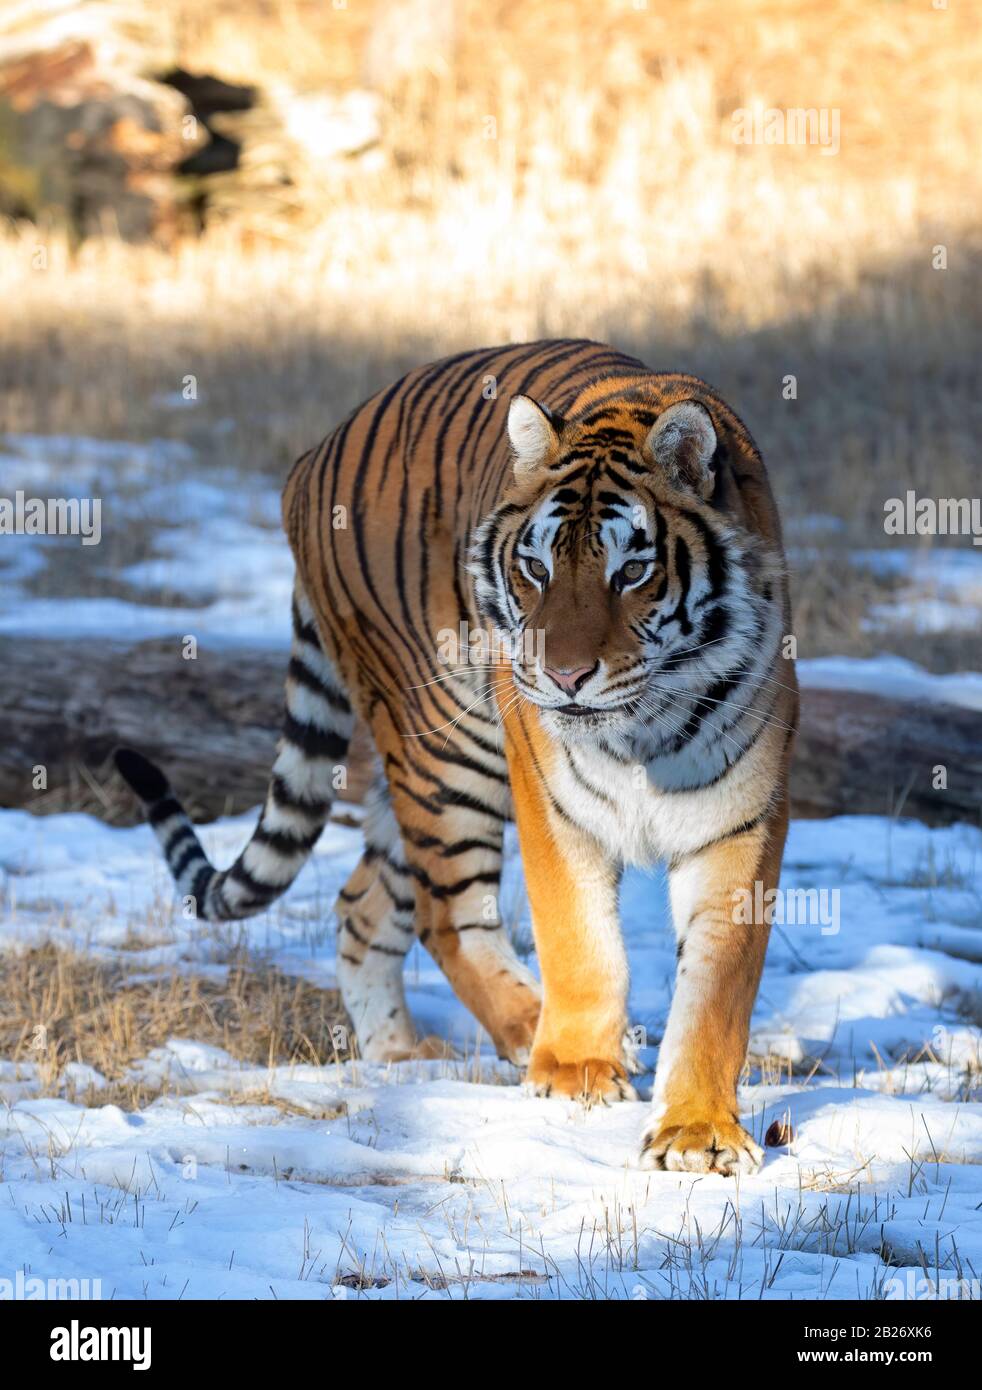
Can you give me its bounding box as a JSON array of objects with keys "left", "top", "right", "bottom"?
[
  {"left": 1, "top": 809, "right": 981, "bottom": 1301},
  {"left": 1, "top": 435, "right": 981, "bottom": 1301},
  {"left": 0, "top": 433, "right": 291, "bottom": 645}
]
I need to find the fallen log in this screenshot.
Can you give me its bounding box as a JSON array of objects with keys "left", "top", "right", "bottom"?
[
  {"left": 1, "top": 636, "right": 979, "bottom": 830},
  {"left": 790, "top": 685, "right": 981, "bottom": 827},
  {"left": 0, "top": 636, "right": 373, "bottom": 824}
]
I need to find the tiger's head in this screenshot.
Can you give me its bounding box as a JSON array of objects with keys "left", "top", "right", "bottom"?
[{"left": 471, "top": 389, "right": 784, "bottom": 749}]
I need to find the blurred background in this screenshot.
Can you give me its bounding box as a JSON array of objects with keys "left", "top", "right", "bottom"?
[{"left": 1, "top": 0, "right": 980, "bottom": 817}]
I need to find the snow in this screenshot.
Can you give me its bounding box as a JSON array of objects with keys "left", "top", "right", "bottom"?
[
  {"left": 855, "top": 545, "right": 982, "bottom": 598},
  {"left": 0, "top": 433, "right": 290, "bottom": 646},
  {"left": 791, "top": 544, "right": 982, "bottom": 638},
  {"left": 1, "top": 806, "right": 981, "bottom": 1301},
  {"left": 1, "top": 433, "right": 981, "bottom": 1301},
  {"left": 798, "top": 655, "right": 982, "bottom": 711}
]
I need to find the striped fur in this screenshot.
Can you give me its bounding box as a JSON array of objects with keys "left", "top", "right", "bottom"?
[{"left": 122, "top": 339, "right": 798, "bottom": 1171}]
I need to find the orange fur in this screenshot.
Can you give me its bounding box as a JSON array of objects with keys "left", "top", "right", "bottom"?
[{"left": 503, "top": 696, "right": 635, "bottom": 1100}]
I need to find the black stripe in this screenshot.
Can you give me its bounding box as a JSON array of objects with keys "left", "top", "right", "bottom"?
[
  {"left": 290, "top": 597, "right": 321, "bottom": 647},
  {"left": 149, "top": 796, "right": 183, "bottom": 827},
  {"left": 685, "top": 507, "right": 728, "bottom": 598},
  {"left": 401, "top": 826, "right": 502, "bottom": 858},
  {"left": 433, "top": 784, "right": 506, "bottom": 819},
  {"left": 340, "top": 919, "right": 408, "bottom": 957},
  {"left": 225, "top": 861, "right": 281, "bottom": 900},
  {"left": 282, "top": 714, "right": 349, "bottom": 761},
  {"left": 669, "top": 810, "right": 769, "bottom": 869},
  {"left": 378, "top": 875, "right": 415, "bottom": 914},
  {"left": 270, "top": 774, "right": 330, "bottom": 816},
  {"left": 172, "top": 843, "right": 206, "bottom": 881},
  {"left": 253, "top": 824, "right": 322, "bottom": 855},
  {"left": 287, "top": 655, "right": 351, "bottom": 713},
  {"left": 659, "top": 714, "right": 767, "bottom": 793},
  {"left": 163, "top": 823, "right": 197, "bottom": 857},
  {"left": 405, "top": 863, "right": 500, "bottom": 899},
  {"left": 415, "top": 734, "right": 508, "bottom": 784},
  {"left": 392, "top": 778, "right": 445, "bottom": 819},
  {"left": 190, "top": 863, "right": 214, "bottom": 907},
  {"left": 564, "top": 749, "right": 616, "bottom": 806}
]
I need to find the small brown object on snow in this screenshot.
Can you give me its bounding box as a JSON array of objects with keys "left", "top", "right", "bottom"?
[{"left": 764, "top": 1117, "right": 796, "bottom": 1148}]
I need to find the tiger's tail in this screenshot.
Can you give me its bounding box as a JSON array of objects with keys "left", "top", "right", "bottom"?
[{"left": 115, "top": 585, "right": 353, "bottom": 921}]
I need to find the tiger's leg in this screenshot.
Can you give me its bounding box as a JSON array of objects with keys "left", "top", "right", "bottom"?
[
  {"left": 640, "top": 796, "right": 789, "bottom": 1174},
  {"left": 504, "top": 705, "right": 636, "bottom": 1103},
  {"left": 403, "top": 809, "right": 542, "bottom": 1065},
  {"left": 374, "top": 718, "right": 541, "bottom": 1065},
  {"left": 334, "top": 778, "right": 429, "bottom": 1061}
]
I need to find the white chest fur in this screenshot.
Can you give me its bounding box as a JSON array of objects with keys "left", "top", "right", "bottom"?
[{"left": 549, "top": 729, "right": 777, "bottom": 867}]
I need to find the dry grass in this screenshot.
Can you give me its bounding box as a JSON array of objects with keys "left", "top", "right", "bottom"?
[
  {"left": 0, "top": 944, "right": 349, "bottom": 1106},
  {"left": 1, "top": 0, "right": 979, "bottom": 557}
]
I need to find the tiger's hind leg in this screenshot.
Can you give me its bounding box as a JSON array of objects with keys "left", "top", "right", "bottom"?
[
  {"left": 334, "top": 778, "right": 447, "bottom": 1061},
  {"left": 375, "top": 721, "right": 541, "bottom": 1066}
]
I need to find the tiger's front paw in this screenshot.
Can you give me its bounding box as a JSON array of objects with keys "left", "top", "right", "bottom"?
[
  {"left": 526, "top": 1048, "right": 638, "bottom": 1104},
  {"left": 640, "top": 1114, "right": 763, "bottom": 1175}
]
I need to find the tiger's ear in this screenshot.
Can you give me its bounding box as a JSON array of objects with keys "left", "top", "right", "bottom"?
[
  {"left": 646, "top": 401, "right": 717, "bottom": 499},
  {"left": 507, "top": 395, "right": 561, "bottom": 476}
]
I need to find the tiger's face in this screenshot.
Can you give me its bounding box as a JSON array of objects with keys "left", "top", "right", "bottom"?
[{"left": 472, "top": 393, "right": 781, "bottom": 749}]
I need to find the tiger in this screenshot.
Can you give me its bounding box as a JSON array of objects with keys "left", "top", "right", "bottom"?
[{"left": 116, "top": 338, "right": 798, "bottom": 1175}]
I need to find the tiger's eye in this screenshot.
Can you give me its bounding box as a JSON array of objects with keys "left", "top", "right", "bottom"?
[
  {"left": 527, "top": 557, "right": 549, "bottom": 580},
  {"left": 621, "top": 560, "right": 647, "bottom": 583}
]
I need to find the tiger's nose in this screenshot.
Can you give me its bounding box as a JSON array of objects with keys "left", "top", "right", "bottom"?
[{"left": 544, "top": 663, "right": 596, "bottom": 695}]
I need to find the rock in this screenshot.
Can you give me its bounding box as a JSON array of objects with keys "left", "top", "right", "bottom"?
[
  {"left": 764, "top": 1117, "right": 796, "bottom": 1148},
  {"left": 0, "top": 636, "right": 373, "bottom": 825},
  {"left": 0, "top": 0, "right": 202, "bottom": 240},
  {"left": 0, "top": 1, "right": 385, "bottom": 241},
  {"left": 201, "top": 86, "right": 382, "bottom": 235}
]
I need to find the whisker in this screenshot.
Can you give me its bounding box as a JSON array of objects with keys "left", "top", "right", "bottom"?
[
  {"left": 493, "top": 691, "right": 526, "bottom": 729},
  {"left": 443, "top": 676, "right": 516, "bottom": 749},
  {"left": 401, "top": 677, "right": 511, "bottom": 741},
  {"left": 628, "top": 694, "right": 679, "bottom": 741},
  {"left": 655, "top": 635, "right": 800, "bottom": 699},
  {"left": 651, "top": 683, "right": 797, "bottom": 734},
  {"left": 655, "top": 634, "right": 732, "bottom": 664},
  {"left": 404, "top": 664, "right": 505, "bottom": 692},
  {"left": 637, "top": 692, "right": 749, "bottom": 758}
]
